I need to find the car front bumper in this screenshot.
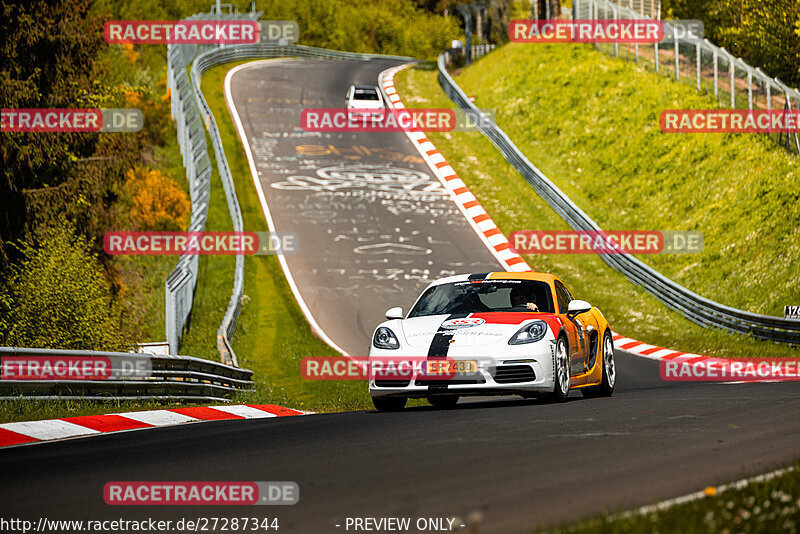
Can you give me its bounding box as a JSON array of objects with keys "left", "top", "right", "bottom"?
[{"left": 368, "top": 344, "right": 556, "bottom": 399}]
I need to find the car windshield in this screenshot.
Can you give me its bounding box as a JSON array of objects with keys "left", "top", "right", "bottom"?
[
  {"left": 353, "top": 88, "right": 379, "bottom": 100},
  {"left": 408, "top": 280, "right": 555, "bottom": 317}
]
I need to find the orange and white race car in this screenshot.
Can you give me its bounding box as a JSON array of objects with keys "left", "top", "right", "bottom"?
[{"left": 368, "top": 271, "right": 616, "bottom": 411}]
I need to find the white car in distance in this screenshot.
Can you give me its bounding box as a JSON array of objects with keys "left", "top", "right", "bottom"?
[{"left": 345, "top": 85, "right": 386, "bottom": 121}]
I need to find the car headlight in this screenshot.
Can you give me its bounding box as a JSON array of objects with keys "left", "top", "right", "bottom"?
[
  {"left": 508, "top": 320, "right": 548, "bottom": 345},
  {"left": 373, "top": 327, "right": 400, "bottom": 349}
]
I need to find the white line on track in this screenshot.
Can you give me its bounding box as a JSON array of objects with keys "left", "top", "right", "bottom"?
[
  {"left": 612, "top": 465, "right": 796, "bottom": 519},
  {"left": 224, "top": 60, "right": 349, "bottom": 357}
]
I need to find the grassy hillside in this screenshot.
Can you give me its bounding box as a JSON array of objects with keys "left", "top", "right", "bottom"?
[
  {"left": 451, "top": 43, "right": 799, "bottom": 318},
  {"left": 395, "top": 43, "right": 800, "bottom": 359}
]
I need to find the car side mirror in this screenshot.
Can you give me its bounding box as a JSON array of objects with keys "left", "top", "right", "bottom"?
[
  {"left": 385, "top": 307, "right": 404, "bottom": 320},
  {"left": 566, "top": 300, "right": 591, "bottom": 320}
]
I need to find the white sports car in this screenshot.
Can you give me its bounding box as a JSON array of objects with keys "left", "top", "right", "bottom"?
[
  {"left": 368, "top": 271, "right": 616, "bottom": 411},
  {"left": 345, "top": 85, "right": 385, "bottom": 119}
]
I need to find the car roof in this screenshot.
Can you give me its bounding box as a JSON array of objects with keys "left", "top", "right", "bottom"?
[
  {"left": 353, "top": 86, "right": 378, "bottom": 92},
  {"left": 429, "top": 271, "right": 559, "bottom": 286}
]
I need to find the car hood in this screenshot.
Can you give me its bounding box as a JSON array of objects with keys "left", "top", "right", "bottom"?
[{"left": 400, "top": 312, "right": 562, "bottom": 348}]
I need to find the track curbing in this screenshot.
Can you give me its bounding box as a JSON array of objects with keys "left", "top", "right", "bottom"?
[{"left": 0, "top": 404, "right": 307, "bottom": 449}]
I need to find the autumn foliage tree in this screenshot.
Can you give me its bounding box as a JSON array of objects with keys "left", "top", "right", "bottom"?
[{"left": 125, "top": 167, "right": 190, "bottom": 231}]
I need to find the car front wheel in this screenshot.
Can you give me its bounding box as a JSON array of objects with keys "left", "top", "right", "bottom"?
[
  {"left": 548, "top": 335, "right": 570, "bottom": 402},
  {"left": 582, "top": 330, "right": 616, "bottom": 397}
]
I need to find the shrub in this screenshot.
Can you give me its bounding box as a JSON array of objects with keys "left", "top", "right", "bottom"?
[
  {"left": 125, "top": 166, "right": 190, "bottom": 231},
  {"left": 0, "top": 225, "right": 135, "bottom": 351}
]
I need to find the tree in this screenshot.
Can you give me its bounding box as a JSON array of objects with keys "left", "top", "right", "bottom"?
[
  {"left": 0, "top": 0, "right": 141, "bottom": 269},
  {"left": 0, "top": 225, "right": 134, "bottom": 351},
  {"left": 662, "top": 0, "right": 800, "bottom": 86}
]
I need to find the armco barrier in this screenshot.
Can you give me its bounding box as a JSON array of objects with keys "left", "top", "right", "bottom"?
[
  {"left": 166, "top": 9, "right": 412, "bottom": 365},
  {"left": 165, "top": 10, "right": 259, "bottom": 365},
  {"left": 437, "top": 49, "right": 800, "bottom": 344},
  {"left": 190, "top": 44, "right": 412, "bottom": 365},
  {"left": 0, "top": 347, "right": 254, "bottom": 402}
]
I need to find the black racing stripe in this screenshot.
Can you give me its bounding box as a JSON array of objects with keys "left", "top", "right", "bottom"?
[
  {"left": 468, "top": 272, "right": 491, "bottom": 280},
  {"left": 427, "top": 312, "right": 469, "bottom": 358}
]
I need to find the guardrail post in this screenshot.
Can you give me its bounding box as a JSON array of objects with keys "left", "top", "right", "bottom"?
[
  {"left": 781, "top": 94, "right": 791, "bottom": 149},
  {"left": 729, "top": 53, "right": 735, "bottom": 108},
  {"left": 654, "top": 36, "right": 659, "bottom": 72},
  {"left": 674, "top": 27, "right": 679, "bottom": 80},
  {"left": 791, "top": 96, "right": 800, "bottom": 154},
  {"left": 632, "top": 0, "right": 639, "bottom": 63},
  {"left": 456, "top": 4, "right": 472, "bottom": 66},
  {"left": 696, "top": 40, "right": 701, "bottom": 91},
  {"left": 614, "top": 0, "right": 619, "bottom": 57},
  {"left": 712, "top": 42, "right": 718, "bottom": 101},
  {"left": 766, "top": 81, "right": 771, "bottom": 111},
  {"left": 747, "top": 67, "right": 753, "bottom": 110}
]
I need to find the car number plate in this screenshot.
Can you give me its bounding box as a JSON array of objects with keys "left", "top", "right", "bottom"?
[{"left": 423, "top": 360, "right": 478, "bottom": 375}]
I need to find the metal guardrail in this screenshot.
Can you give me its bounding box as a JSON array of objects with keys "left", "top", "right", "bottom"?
[
  {"left": 442, "top": 44, "right": 496, "bottom": 67},
  {"left": 0, "top": 347, "right": 254, "bottom": 402},
  {"left": 437, "top": 49, "right": 800, "bottom": 344},
  {"left": 166, "top": 12, "right": 414, "bottom": 365},
  {"left": 165, "top": 11, "right": 259, "bottom": 364},
  {"left": 574, "top": 0, "right": 800, "bottom": 155},
  {"left": 191, "top": 44, "right": 412, "bottom": 365}
]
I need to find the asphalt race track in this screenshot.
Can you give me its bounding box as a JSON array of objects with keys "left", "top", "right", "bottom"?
[
  {"left": 2, "top": 59, "right": 798, "bottom": 533},
  {"left": 225, "top": 58, "right": 499, "bottom": 355},
  {"left": 2, "top": 352, "right": 799, "bottom": 533}
]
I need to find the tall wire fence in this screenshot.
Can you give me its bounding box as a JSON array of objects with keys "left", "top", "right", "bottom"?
[
  {"left": 165, "top": 8, "right": 259, "bottom": 364},
  {"left": 573, "top": 0, "right": 800, "bottom": 155}
]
